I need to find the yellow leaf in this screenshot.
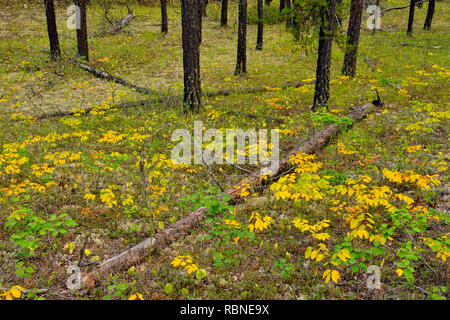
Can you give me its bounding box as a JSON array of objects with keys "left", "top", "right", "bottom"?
[
  {"left": 331, "top": 270, "right": 340, "bottom": 283},
  {"left": 396, "top": 269, "right": 403, "bottom": 277},
  {"left": 305, "top": 247, "right": 312, "bottom": 259},
  {"left": 10, "top": 286, "right": 22, "bottom": 299},
  {"left": 322, "top": 269, "right": 331, "bottom": 283}
]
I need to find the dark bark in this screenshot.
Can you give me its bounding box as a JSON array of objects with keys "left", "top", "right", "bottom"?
[
  {"left": 342, "top": 0, "right": 363, "bottom": 77},
  {"left": 161, "top": 0, "right": 168, "bottom": 33},
  {"left": 423, "top": 0, "right": 435, "bottom": 30},
  {"left": 75, "top": 0, "right": 89, "bottom": 61},
  {"left": 198, "top": 1, "right": 204, "bottom": 43},
  {"left": 44, "top": 0, "right": 60, "bottom": 60},
  {"left": 280, "top": 0, "right": 285, "bottom": 12},
  {"left": 312, "top": 0, "right": 336, "bottom": 111},
  {"left": 291, "top": 1, "right": 300, "bottom": 34},
  {"left": 407, "top": 0, "right": 416, "bottom": 35},
  {"left": 265, "top": 0, "right": 272, "bottom": 5},
  {"left": 256, "top": 0, "right": 264, "bottom": 50},
  {"left": 285, "top": 0, "right": 292, "bottom": 29},
  {"left": 221, "top": 0, "right": 228, "bottom": 26},
  {"left": 181, "top": 0, "right": 202, "bottom": 112},
  {"left": 235, "top": 0, "right": 247, "bottom": 75}
]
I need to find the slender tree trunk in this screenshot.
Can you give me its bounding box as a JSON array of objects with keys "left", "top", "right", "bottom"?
[
  {"left": 342, "top": 0, "right": 363, "bottom": 77},
  {"left": 181, "top": 0, "right": 202, "bottom": 112},
  {"left": 291, "top": 1, "right": 300, "bottom": 35},
  {"left": 407, "top": 0, "right": 416, "bottom": 35},
  {"left": 75, "top": 0, "right": 88, "bottom": 60},
  {"left": 423, "top": 0, "right": 435, "bottom": 30},
  {"left": 312, "top": 0, "right": 336, "bottom": 111},
  {"left": 160, "top": 0, "right": 168, "bottom": 33},
  {"left": 44, "top": 0, "right": 60, "bottom": 60},
  {"left": 280, "top": 0, "right": 285, "bottom": 12},
  {"left": 265, "top": 0, "right": 272, "bottom": 5},
  {"left": 221, "top": 0, "right": 228, "bottom": 26},
  {"left": 235, "top": 0, "right": 247, "bottom": 75},
  {"left": 256, "top": 0, "right": 264, "bottom": 50},
  {"left": 285, "top": 0, "right": 292, "bottom": 29}
]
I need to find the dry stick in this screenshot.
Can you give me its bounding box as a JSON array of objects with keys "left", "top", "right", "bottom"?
[
  {"left": 364, "top": 56, "right": 376, "bottom": 73},
  {"left": 90, "top": 13, "right": 135, "bottom": 38},
  {"left": 380, "top": 0, "right": 428, "bottom": 13},
  {"left": 77, "top": 234, "right": 90, "bottom": 266},
  {"left": 81, "top": 103, "right": 373, "bottom": 287},
  {"left": 91, "top": 5, "right": 134, "bottom": 38}
]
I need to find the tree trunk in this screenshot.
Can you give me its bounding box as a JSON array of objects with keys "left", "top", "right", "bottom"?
[
  {"left": 407, "top": 0, "right": 416, "bottom": 35},
  {"left": 181, "top": 0, "right": 202, "bottom": 112},
  {"left": 423, "top": 0, "right": 435, "bottom": 30},
  {"left": 285, "top": 0, "right": 292, "bottom": 29},
  {"left": 291, "top": 1, "right": 300, "bottom": 34},
  {"left": 44, "top": 0, "right": 60, "bottom": 60},
  {"left": 312, "top": 0, "right": 336, "bottom": 111},
  {"left": 342, "top": 0, "right": 363, "bottom": 77},
  {"left": 280, "top": 0, "right": 285, "bottom": 12},
  {"left": 160, "top": 0, "right": 168, "bottom": 33},
  {"left": 256, "top": 0, "right": 264, "bottom": 50},
  {"left": 235, "top": 0, "right": 247, "bottom": 75},
  {"left": 221, "top": 0, "right": 228, "bottom": 26},
  {"left": 75, "top": 0, "right": 89, "bottom": 61}
]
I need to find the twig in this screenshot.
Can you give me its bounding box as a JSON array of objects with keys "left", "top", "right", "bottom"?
[
  {"left": 0, "top": 287, "right": 49, "bottom": 294},
  {"left": 205, "top": 163, "right": 224, "bottom": 192},
  {"left": 380, "top": 0, "right": 428, "bottom": 13},
  {"left": 77, "top": 234, "right": 90, "bottom": 266},
  {"left": 402, "top": 222, "right": 436, "bottom": 274}
]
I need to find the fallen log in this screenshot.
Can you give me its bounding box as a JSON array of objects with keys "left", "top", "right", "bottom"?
[
  {"left": 82, "top": 102, "right": 373, "bottom": 286},
  {"left": 31, "top": 99, "right": 154, "bottom": 120},
  {"left": 93, "top": 207, "right": 208, "bottom": 273},
  {"left": 204, "top": 80, "right": 314, "bottom": 97},
  {"left": 20, "top": 81, "right": 314, "bottom": 121},
  {"left": 224, "top": 103, "right": 373, "bottom": 201},
  {"left": 399, "top": 42, "right": 444, "bottom": 49},
  {"left": 77, "top": 60, "right": 313, "bottom": 98},
  {"left": 78, "top": 63, "right": 156, "bottom": 95}
]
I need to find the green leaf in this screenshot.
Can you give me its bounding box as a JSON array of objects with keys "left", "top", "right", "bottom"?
[
  {"left": 164, "top": 283, "right": 173, "bottom": 295},
  {"left": 196, "top": 269, "right": 207, "bottom": 280}
]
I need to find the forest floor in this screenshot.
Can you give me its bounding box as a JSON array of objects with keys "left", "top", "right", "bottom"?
[{"left": 0, "top": 1, "right": 448, "bottom": 300}]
